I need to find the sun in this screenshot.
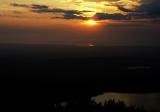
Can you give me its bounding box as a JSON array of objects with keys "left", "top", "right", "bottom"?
[
  {"left": 88, "top": 20, "right": 96, "bottom": 25},
  {"left": 82, "top": 19, "right": 97, "bottom": 26},
  {"left": 88, "top": 43, "right": 96, "bottom": 47}
]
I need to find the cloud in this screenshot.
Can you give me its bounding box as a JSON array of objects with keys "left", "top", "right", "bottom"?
[
  {"left": 10, "top": 1, "right": 160, "bottom": 21},
  {"left": 35, "top": 7, "right": 130, "bottom": 20},
  {"left": 51, "top": 14, "right": 87, "bottom": 20},
  {"left": 11, "top": 3, "right": 93, "bottom": 20},
  {"left": 11, "top": 3, "right": 48, "bottom": 9},
  {"left": 51, "top": 12, "right": 130, "bottom": 20},
  {"left": 33, "top": 8, "right": 81, "bottom": 15},
  {"left": 137, "top": 0, "right": 160, "bottom": 17},
  {"left": 85, "top": 0, "right": 120, "bottom": 2},
  {"left": 63, "top": 14, "right": 86, "bottom": 19},
  {"left": 105, "top": 4, "right": 137, "bottom": 13},
  {"left": 92, "top": 13, "right": 130, "bottom": 20},
  {"left": 11, "top": 3, "right": 93, "bottom": 15},
  {"left": 32, "top": 8, "right": 93, "bottom": 20},
  {"left": 10, "top": 3, "right": 131, "bottom": 20},
  {"left": 11, "top": 3, "right": 30, "bottom": 8},
  {"left": 117, "top": 0, "right": 160, "bottom": 20},
  {"left": 31, "top": 4, "right": 48, "bottom": 9},
  {"left": 117, "top": 6, "right": 136, "bottom": 13},
  {"left": 104, "top": 0, "right": 160, "bottom": 20}
]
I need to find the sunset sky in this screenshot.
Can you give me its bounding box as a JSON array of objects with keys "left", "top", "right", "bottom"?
[{"left": 0, "top": 0, "right": 160, "bottom": 46}]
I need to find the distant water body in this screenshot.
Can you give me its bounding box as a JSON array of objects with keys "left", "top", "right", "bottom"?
[{"left": 92, "top": 93, "right": 160, "bottom": 111}]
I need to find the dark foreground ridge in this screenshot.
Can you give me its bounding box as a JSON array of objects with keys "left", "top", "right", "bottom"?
[
  {"left": 48, "top": 99, "right": 147, "bottom": 112},
  {"left": 0, "top": 44, "right": 159, "bottom": 111}
]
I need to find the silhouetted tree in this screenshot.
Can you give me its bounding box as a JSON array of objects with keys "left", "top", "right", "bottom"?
[{"left": 48, "top": 98, "right": 148, "bottom": 112}]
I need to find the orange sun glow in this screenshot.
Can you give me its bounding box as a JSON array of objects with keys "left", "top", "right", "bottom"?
[
  {"left": 87, "top": 19, "right": 96, "bottom": 25},
  {"left": 88, "top": 20, "right": 96, "bottom": 25},
  {"left": 83, "top": 19, "right": 97, "bottom": 26}
]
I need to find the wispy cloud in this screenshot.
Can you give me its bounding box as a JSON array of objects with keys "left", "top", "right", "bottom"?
[
  {"left": 11, "top": 3, "right": 93, "bottom": 20},
  {"left": 11, "top": 3, "right": 48, "bottom": 9}
]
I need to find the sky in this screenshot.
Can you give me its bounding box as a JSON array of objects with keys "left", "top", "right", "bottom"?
[{"left": 0, "top": 0, "right": 160, "bottom": 46}]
